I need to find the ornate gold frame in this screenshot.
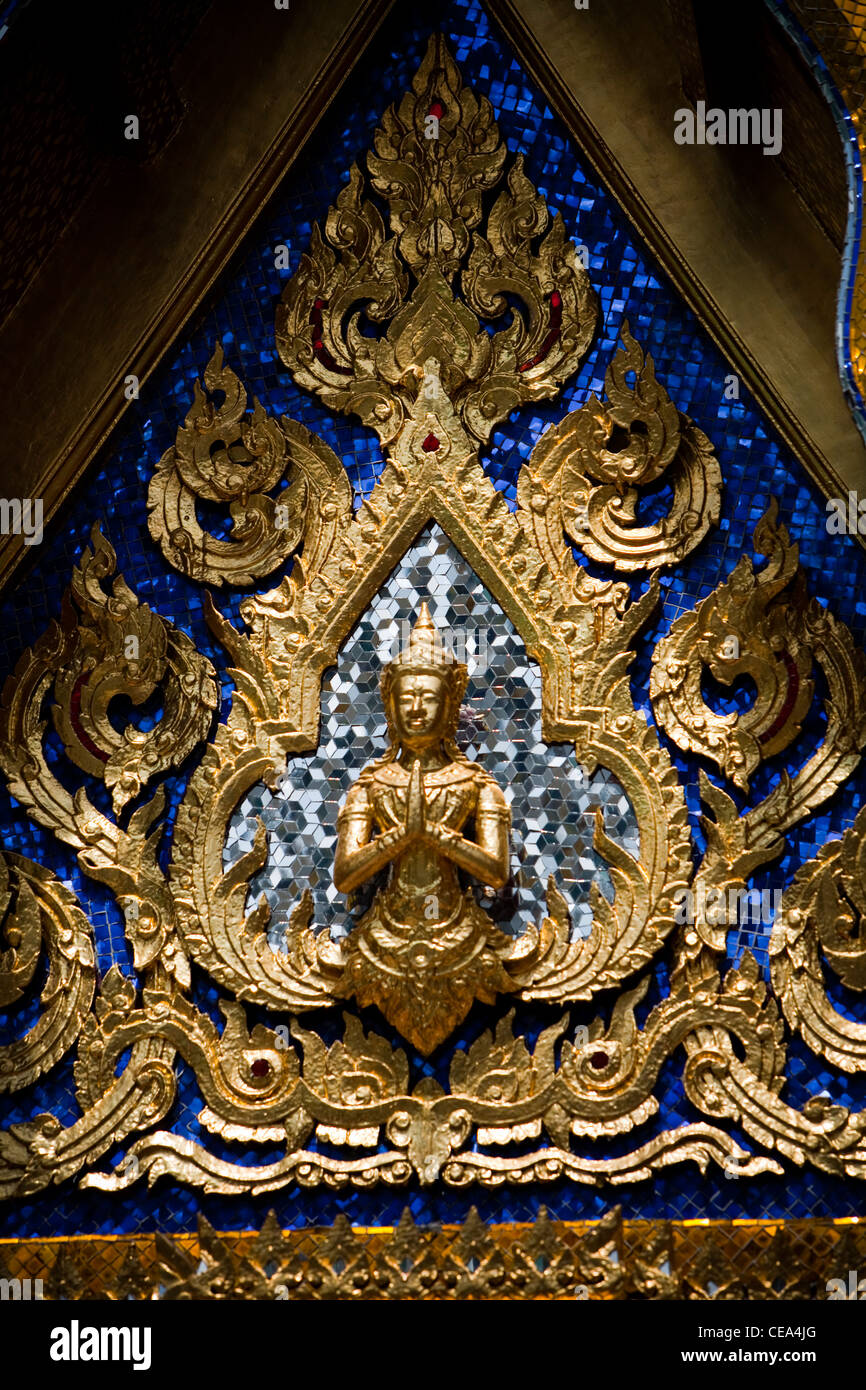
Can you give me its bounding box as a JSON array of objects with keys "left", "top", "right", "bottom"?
[{"left": 2, "top": 37, "right": 866, "bottom": 1228}]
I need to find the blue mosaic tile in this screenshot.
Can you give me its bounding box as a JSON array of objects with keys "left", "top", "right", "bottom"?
[{"left": 1, "top": 0, "right": 866, "bottom": 1237}]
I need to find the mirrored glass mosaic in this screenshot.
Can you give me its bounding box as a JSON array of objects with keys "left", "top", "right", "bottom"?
[{"left": 223, "top": 524, "right": 640, "bottom": 945}]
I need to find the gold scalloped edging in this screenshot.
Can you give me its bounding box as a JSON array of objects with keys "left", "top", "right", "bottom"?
[{"left": 2, "top": 1208, "right": 865, "bottom": 1300}]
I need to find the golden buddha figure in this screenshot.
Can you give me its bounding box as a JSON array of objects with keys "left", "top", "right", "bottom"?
[{"left": 334, "top": 604, "right": 515, "bottom": 1053}]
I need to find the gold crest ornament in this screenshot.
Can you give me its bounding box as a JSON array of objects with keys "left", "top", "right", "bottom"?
[
  {"left": 275, "top": 33, "right": 598, "bottom": 450},
  {"left": 2, "top": 36, "right": 866, "bottom": 1208}
]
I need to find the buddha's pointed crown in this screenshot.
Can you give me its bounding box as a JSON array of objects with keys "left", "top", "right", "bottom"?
[{"left": 391, "top": 602, "right": 457, "bottom": 674}]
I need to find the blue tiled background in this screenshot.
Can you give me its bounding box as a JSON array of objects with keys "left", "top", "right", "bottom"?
[{"left": 1, "top": 0, "right": 866, "bottom": 1236}]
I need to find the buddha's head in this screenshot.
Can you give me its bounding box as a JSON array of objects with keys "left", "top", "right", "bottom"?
[{"left": 381, "top": 604, "right": 467, "bottom": 753}]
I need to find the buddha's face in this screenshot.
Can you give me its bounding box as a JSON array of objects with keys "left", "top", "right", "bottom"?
[{"left": 392, "top": 672, "right": 447, "bottom": 747}]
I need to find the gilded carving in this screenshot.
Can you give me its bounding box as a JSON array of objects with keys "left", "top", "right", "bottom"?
[
  {"left": 2, "top": 34, "right": 866, "bottom": 1207},
  {"left": 275, "top": 35, "right": 597, "bottom": 449},
  {"left": 147, "top": 344, "right": 331, "bottom": 588},
  {"left": 524, "top": 323, "right": 722, "bottom": 570},
  {"left": 162, "top": 358, "right": 693, "bottom": 1057},
  {"left": 0, "top": 853, "right": 95, "bottom": 1093},
  {"left": 333, "top": 605, "right": 515, "bottom": 1052},
  {"left": 771, "top": 804, "right": 866, "bottom": 1072},
  {"left": 5, "top": 1205, "right": 861, "bottom": 1300},
  {"left": 651, "top": 502, "right": 816, "bottom": 788},
  {"left": 51, "top": 526, "right": 219, "bottom": 813}
]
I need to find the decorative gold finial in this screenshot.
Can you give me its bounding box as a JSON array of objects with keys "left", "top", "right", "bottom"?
[
  {"left": 276, "top": 35, "right": 598, "bottom": 450},
  {"left": 414, "top": 601, "right": 435, "bottom": 634},
  {"left": 392, "top": 601, "right": 454, "bottom": 671}
]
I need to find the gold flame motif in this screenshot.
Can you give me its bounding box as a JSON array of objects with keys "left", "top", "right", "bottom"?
[{"left": 0, "top": 38, "right": 865, "bottom": 1205}]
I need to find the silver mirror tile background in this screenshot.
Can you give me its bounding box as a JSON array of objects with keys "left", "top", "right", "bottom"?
[{"left": 223, "top": 524, "right": 640, "bottom": 945}]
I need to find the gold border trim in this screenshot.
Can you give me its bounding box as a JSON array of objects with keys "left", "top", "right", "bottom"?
[{"left": 1, "top": 1211, "right": 863, "bottom": 1300}]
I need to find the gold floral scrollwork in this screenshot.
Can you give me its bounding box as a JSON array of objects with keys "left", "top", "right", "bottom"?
[
  {"left": 7, "top": 27, "right": 866, "bottom": 1210},
  {"left": 669, "top": 537, "right": 866, "bottom": 987},
  {"left": 51, "top": 525, "right": 219, "bottom": 813},
  {"left": 367, "top": 32, "right": 506, "bottom": 282},
  {"left": 0, "top": 523, "right": 225, "bottom": 1195},
  {"left": 522, "top": 323, "right": 722, "bottom": 570},
  {"left": 679, "top": 943, "right": 866, "bottom": 1180},
  {"left": 0, "top": 850, "right": 40, "bottom": 1010},
  {"left": 167, "top": 361, "right": 694, "bottom": 1053},
  {"left": 0, "top": 853, "right": 95, "bottom": 1092},
  {"left": 651, "top": 501, "right": 817, "bottom": 789},
  {"left": 85, "top": 1001, "right": 771, "bottom": 1194},
  {"left": 276, "top": 34, "right": 597, "bottom": 450},
  {"left": 292, "top": 1013, "right": 408, "bottom": 1151},
  {"left": 0, "top": 524, "right": 216, "bottom": 993},
  {"left": 770, "top": 805, "right": 866, "bottom": 1072},
  {"left": 0, "top": 962, "right": 177, "bottom": 1200},
  {"left": 148, "top": 344, "right": 313, "bottom": 587}
]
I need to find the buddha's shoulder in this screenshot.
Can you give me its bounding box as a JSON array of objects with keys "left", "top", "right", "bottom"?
[
  {"left": 365, "top": 760, "right": 490, "bottom": 788},
  {"left": 369, "top": 763, "right": 409, "bottom": 787}
]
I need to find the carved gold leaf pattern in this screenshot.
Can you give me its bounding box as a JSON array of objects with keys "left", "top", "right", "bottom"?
[
  {"left": 0, "top": 853, "right": 95, "bottom": 1093},
  {"left": 276, "top": 35, "right": 597, "bottom": 449},
  {"left": 51, "top": 526, "right": 219, "bottom": 813},
  {"left": 771, "top": 805, "right": 866, "bottom": 1072},
  {"left": 2, "top": 33, "right": 866, "bottom": 1202},
  {"left": 523, "top": 323, "right": 722, "bottom": 571},
  {"left": 651, "top": 500, "right": 866, "bottom": 791},
  {"left": 147, "top": 344, "right": 334, "bottom": 587},
  {"left": 166, "top": 366, "right": 693, "bottom": 1052}
]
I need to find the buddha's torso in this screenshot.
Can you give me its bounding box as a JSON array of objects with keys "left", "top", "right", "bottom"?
[{"left": 363, "top": 757, "right": 489, "bottom": 921}]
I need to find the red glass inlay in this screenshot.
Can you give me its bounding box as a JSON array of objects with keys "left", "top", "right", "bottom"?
[
  {"left": 69, "top": 674, "right": 109, "bottom": 763},
  {"left": 519, "top": 289, "right": 563, "bottom": 372},
  {"left": 422, "top": 433, "right": 440, "bottom": 452},
  {"left": 309, "top": 297, "right": 352, "bottom": 376},
  {"left": 759, "top": 651, "right": 800, "bottom": 745}
]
